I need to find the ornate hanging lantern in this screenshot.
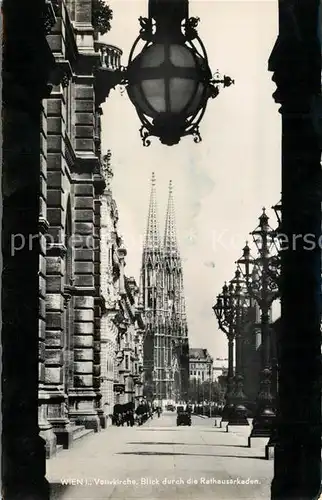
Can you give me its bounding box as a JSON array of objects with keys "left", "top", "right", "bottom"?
[{"left": 118, "top": 0, "right": 234, "bottom": 146}]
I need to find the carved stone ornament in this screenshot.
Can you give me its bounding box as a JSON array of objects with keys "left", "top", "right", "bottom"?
[
  {"left": 102, "top": 150, "right": 113, "bottom": 182},
  {"left": 43, "top": 0, "right": 57, "bottom": 35},
  {"left": 48, "top": 60, "right": 72, "bottom": 90},
  {"left": 105, "top": 281, "right": 119, "bottom": 309}
]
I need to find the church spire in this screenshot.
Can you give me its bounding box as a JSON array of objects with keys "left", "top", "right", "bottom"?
[
  {"left": 164, "top": 180, "right": 178, "bottom": 254},
  {"left": 144, "top": 172, "right": 161, "bottom": 250}
]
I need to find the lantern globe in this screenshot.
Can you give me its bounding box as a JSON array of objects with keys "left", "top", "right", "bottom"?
[{"left": 126, "top": 40, "right": 211, "bottom": 145}]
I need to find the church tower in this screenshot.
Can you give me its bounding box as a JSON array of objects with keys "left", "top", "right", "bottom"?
[
  {"left": 141, "top": 173, "right": 164, "bottom": 400},
  {"left": 141, "top": 175, "right": 189, "bottom": 404},
  {"left": 163, "top": 181, "right": 189, "bottom": 403}
]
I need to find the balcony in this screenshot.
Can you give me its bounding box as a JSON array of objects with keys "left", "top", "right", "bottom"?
[
  {"left": 94, "top": 42, "right": 125, "bottom": 107},
  {"left": 94, "top": 42, "right": 123, "bottom": 72}
]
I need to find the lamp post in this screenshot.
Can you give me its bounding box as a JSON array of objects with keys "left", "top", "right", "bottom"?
[
  {"left": 153, "top": 368, "right": 158, "bottom": 404},
  {"left": 114, "top": 0, "right": 234, "bottom": 146},
  {"left": 209, "top": 364, "right": 213, "bottom": 417},
  {"left": 212, "top": 284, "right": 235, "bottom": 424},
  {"left": 227, "top": 268, "right": 249, "bottom": 427},
  {"left": 237, "top": 209, "right": 279, "bottom": 443}
]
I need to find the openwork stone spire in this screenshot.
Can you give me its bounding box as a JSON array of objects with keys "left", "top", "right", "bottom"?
[
  {"left": 144, "top": 172, "right": 161, "bottom": 250},
  {"left": 164, "top": 180, "right": 179, "bottom": 254}
]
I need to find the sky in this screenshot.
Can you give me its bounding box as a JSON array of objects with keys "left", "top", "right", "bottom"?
[{"left": 101, "top": 0, "right": 281, "bottom": 360}]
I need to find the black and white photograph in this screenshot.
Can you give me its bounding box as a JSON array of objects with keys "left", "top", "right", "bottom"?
[{"left": 2, "top": 0, "right": 322, "bottom": 499}]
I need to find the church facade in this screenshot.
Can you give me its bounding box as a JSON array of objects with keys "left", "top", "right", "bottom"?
[{"left": 141, "top": 174, "right": 190, "bottom": 405}]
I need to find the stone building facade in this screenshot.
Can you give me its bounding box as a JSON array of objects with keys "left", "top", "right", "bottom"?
[
  {"left": 34, "top": 0, "right": 144, "bottom": 457},
  {"left": 99, "top": 152, "right": 145, "bottom": 417},
  {"left": 189, "top": 348, "right": 213, "bottom": 383},
  {"left": 99, "top": 151, "right": 120, "bottom": 422},
  {"left": 113, "top": 275, "right": 145, "bottom": 406}
]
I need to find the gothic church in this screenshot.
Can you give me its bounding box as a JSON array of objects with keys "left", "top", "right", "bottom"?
[{"left": 141, "top": 173, "right": 190, "bottom": 405}]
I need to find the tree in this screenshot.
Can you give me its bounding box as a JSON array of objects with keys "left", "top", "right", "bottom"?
[
  {"left": 188, "top": 378, "right": 223, "bottom": 403},
  {"left": 92, "top": 0, "right": 113, "bottom": 35}
]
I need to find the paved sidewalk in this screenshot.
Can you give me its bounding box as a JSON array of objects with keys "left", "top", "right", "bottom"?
[{"left": 48, "top": 413, "right": 273, "bottom": 500}]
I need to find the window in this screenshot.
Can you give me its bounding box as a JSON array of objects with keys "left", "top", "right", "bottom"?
[
  {"left": 125, "top": 355, "right": 129, "bottom": 370},
  {"left": 65, "top": 82, "right": 73, "bottom": 140},
  {"left": 148, "top": 290, "right": 153, "bottom": 308}
]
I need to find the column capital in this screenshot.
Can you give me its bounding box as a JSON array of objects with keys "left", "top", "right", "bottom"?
[{"left": 268, "top": 35, "right": 321, "bottom": 109}]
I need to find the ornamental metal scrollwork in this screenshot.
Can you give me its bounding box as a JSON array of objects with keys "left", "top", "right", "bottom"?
[
  {"left": 209, "top": 85, "right": 220, "bottom": 99},
  {"left": 184, "top": 17, "right": 200, "bottom": 41},
  {"left": 139, "top": 16, "right": 154, "bottom": 41},
  {"left": 192, "top": 126, "right": 202, "bottom": 144},
  {"left": 209, "top": 72, "right": 234, "bottom": 99},
  {"left": 140, "top": 126, "right": 152, "bottom": 147}
]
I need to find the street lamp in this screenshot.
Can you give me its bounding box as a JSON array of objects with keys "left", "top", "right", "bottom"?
[
  {"left": 152, "top": 367, "right": 158, "bottom": 403},
  {"left": 237, "top": 209, "right": 280, "bottom": 442},
  {"left": 212, "top": 284, "right": 235, "bottom": 423},
  {"left": 117, "top": 0, "right": 234, "bottom": 146},
  {"left": 227, "top": 268, "right": 250, "bottom": 427},
  {"left": 272, "top": 199, "right": 282, "bottom": 231}
]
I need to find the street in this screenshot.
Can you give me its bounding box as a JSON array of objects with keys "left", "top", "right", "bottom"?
[{"left": 48, "top": 412, "right": 273, "bottom": 499}]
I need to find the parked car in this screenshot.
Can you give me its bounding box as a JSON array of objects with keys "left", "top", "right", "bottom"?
[
  {"left": 166, "top": 404, "right": 175, "bottom": 412},
  {"left": 176, "top": 405, "right": 191, "bottom": 426}
]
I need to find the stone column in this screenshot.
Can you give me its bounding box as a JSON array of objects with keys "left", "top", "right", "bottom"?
[
  {"left": 38, "top": 99, "right": 58, "bottom": 458},
  {"left": 1, "top": 0, "right": 58, "bottom": 496},
  {"left": 66, "top": 45, "right": 99, "bottom": 428},
  {"left": 75, "top": 0, "right": 92, "bottom": 23},
  {"left": 269, "top": 3, "right": 322, "bottom": 496},
  {"left": 68, "top": 175, "right": 99, "bottom": 431},
  {"left": 45, "top": 77, "right": 75, "bottom": 448},
  {"left": 74, "top": 0, "right": 94, "bottom": 53},
  {"left": 93, "top": 176, "right": 106, "bottom": 428}
]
